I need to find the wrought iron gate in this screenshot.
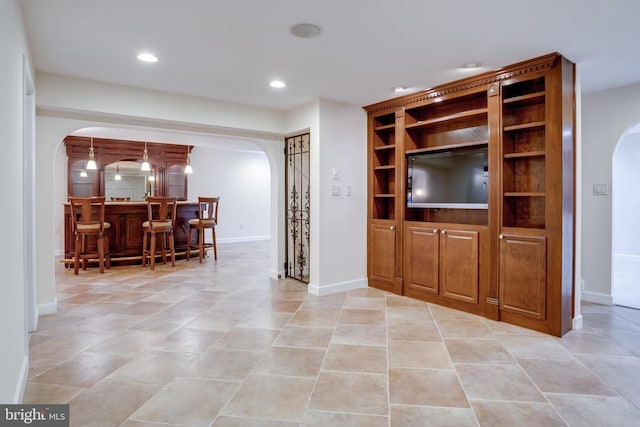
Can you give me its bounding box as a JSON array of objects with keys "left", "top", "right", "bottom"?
[{"left": 285, "top": 132, "right": 310, "bottom": 283}]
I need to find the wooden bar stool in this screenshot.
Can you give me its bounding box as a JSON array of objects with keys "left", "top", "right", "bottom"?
[
  {"left": 68, "top": 196, "right": 111, "bottom": 275},
  {"left": 187, "top": 197, "right": 219, "bottom": 262},
  {"left": 142, "top": 197, "right": 177, "bottom": 270}
]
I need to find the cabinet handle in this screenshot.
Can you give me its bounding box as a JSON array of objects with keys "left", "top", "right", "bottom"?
[
  {"left": 432, "top": 229, "right": 438, "bottom": 234},
  {"left": 441, "top": 230, "right": 446, "bottom": 235},
  {"left": 499, "top": 234, "right": 504, "bottom": 240},
  {"left": 390, "top": 226, "right": 395, "bottom": 231}
]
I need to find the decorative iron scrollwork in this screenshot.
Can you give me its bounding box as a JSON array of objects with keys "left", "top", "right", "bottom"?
[{"left": 285, "top": 133, "right": 310, "bottom": 283}]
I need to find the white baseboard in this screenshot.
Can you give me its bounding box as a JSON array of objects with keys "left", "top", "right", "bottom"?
[
  {"left": 217, "top": 235, "right": 270, "bottom": 244},
  {"left": 308, "top": 278, "right": 368, "bottom": 296},
  {"left": 572, "top": 314, "right": 583, "bottom": 330},
  {"left": 581, "top": 291, "right": 613, "bottom": 306},
  {"left": 38, "top": 298, "right": 58, "bottom": 316},
  {"left": 614, "top": 253, "right": 640, "bottom": 261},
  {"left": 13, "top": 355, "right": 28, "bottom": 403}
]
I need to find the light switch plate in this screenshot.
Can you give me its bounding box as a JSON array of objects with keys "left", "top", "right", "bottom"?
[
  {"left": 593, "top": 184, "right": 608, "bottom": 195},
  {"left": 331, "top": 184, "right": 341, "bottom": 196}
]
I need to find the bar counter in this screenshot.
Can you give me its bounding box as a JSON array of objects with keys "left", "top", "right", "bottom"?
[{"left": 64, "top": 201, "right": 199, "bottom": 264}]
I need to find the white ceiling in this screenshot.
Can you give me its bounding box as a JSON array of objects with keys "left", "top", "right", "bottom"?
[{"left": 20, "top": 0, "right": 640, "bottom": 112}]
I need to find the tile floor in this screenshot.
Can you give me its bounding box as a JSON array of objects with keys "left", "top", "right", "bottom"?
[{"left": 24, "top": 241, "right": 640, "bottom": 426}]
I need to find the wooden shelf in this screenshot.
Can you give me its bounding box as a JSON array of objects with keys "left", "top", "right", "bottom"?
[
  {"left": 405, "top": 108, "right": 488, "bottom": 130},
  {"left": 374, "top": 123, "right": 395, "bottom": 131},
  {"left": 503, "top": 192, "right": 545, "bottom": 197},
  {"left": 406, "top": 140, "right": 488, "bottom": 155},
  {"left": 503, "top": 91, "right": 545, "bottom": 106},
  {"left": 374, "top": 193, "right": 395, "bottom": 198},
  {"left": 374, "top": 144, "right": 395, "bottom": 151},
  {"left": 374, "top": 165, "right": 395, "bottom": 171},
  {"left": 504, "top": 151, "right": 546, "bottom": 159},
  {"left": 504, "top": 121, "right": 546, "bottom": 132}
]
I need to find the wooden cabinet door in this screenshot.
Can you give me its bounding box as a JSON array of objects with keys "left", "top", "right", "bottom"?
[
  {"left": 440, "top": 229, "right": 479, "bottom": 304},
  {"left": 369, "top": 223, "right": 396, "bottom": 287},
  {"left": 104, "top": 212, "right": 123, "bottom": 254},
  {"left": 499, "top": 234, "right": 547, "bottom": 320},
  {"left": 124, "top": 212, "right": 147, "bottom": 255},
  {"left": 404, "top": 224, "right": 439, "bottom": 298}
]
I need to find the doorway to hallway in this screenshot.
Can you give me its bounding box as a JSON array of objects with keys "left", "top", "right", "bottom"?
[{"left": 612, "top": 122, "right": 640, "bottom": 309}]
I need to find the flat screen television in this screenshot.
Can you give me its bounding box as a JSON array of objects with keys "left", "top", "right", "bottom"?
[{"left": 407, "top": 147, "right": 488, "bottom": 209}]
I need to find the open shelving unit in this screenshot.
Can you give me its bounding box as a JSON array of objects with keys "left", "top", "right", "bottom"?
[
  {"left": 404, "top": 90, "right": 489, "bottom": 153},
  {"left": 371, "top": 113, "right": 397, "bottom": 220},
  {"left": 501, "top": 76, "right": 547, "bottom": 229}
]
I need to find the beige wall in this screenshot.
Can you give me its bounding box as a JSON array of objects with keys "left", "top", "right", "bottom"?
[
  {"left": 581, "top": 82, "right": 640, "bottom": 303},
  {"left": 0, "top": 0, "right": 33, "bottom": 403}
]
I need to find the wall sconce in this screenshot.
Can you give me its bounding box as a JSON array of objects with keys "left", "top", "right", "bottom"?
[
  {"left": 184, "top": 145, "right": 193, "bottom": 174},
  {"left": 141, "top": 142, "right": 151, "bottom": 171},
  {"left": 86, "top": 138, "right": 97, "bottom": 170},
  {"left": 115, "top": 162, "right": 122, "bottom": 181}
]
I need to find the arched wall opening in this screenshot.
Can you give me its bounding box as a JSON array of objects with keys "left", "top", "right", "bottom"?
[
  {"left": 36, "top": 115, "right": 286, "bottom": 314},
  {"left": 611, "top": 122, "right": 640, "bottom": 309}
]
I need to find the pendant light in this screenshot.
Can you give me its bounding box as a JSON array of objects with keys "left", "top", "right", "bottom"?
[
  {"left": 86, "top": 138, "right": 97, "bottom": 170},
  {"left": 141, "top": 142, "right": 151, "bottom": 171},
  {"left": 80, "top": 169, "right": 88, "bottom": 178},
  {"left": 184, "top": 146, "right": 193, "bottom": 174},
  {"left": 114, "top": 162, "right": 122, "bottom": 181}
]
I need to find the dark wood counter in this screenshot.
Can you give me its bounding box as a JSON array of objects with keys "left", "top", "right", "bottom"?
[{"left": 64, "top": 201, "right": 199, "bottom": 263}]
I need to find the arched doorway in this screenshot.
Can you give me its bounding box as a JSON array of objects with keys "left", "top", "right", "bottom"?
[
  {"left": 612, "top": 122, "right": 640, "bottom": 309},
  {"left": 55, "top": 125, "right": 276, "bottom": 250}
]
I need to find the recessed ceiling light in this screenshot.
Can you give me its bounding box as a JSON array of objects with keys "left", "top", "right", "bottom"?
[
  {"left": 270, "top": 80, "right": 286, "bottom": 88},
  {"left": 462, "top": 61, "right": 481, "bottom": 69},
  {"left": 393, "top": 86, "right": 407, "bottom": 93},
  {"left": 137, "top": 53, "right": 158, "bottom": 63},
  {"left": 290, "top": 23, "right": 323, "bottom": 38}
]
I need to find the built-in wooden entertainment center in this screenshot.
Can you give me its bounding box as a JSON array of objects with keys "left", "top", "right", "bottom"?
[{"left": 364, "top": 53, "right": 574, "bottom": 336}]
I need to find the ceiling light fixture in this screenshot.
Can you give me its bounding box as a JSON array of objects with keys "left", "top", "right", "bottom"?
[
  {"left": 86, "top": 138, "right": 97, "bottom": 170},
  {"left": 462, "top": 61, "right": 482, "bottom": 69},
  {"left": 137, "top": 52, "right": 158, "bottom": 63},
  {"left": 270, "top": 80, "right": 286, "bottom": 88},
  {"left": 184, "top": 146, "right": 193, "bottom": 174},
  {"left": 290, "top": 23, "right": 323, "bottom": 38},
  {"left": 393, "top": 86, "right": 407, "bottom": 93},
  {"left": 141, "top": 142, "right": 151, "bottom": 171},
  {"left": 114, "top": 162, "right": 122, "bottom": 181}
]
